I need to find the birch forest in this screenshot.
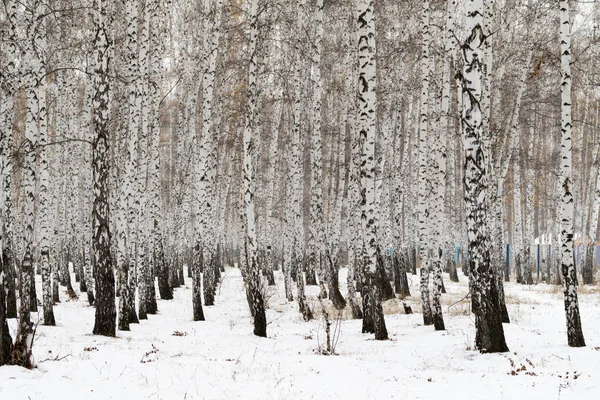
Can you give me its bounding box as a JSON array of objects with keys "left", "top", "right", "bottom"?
[{"left": 1, "top": 0, "right": 600, "bottom": 398}]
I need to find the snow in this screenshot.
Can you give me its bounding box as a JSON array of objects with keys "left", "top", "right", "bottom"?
[{"left": 2, "top": 268, "right": 600, "bottom": 400}]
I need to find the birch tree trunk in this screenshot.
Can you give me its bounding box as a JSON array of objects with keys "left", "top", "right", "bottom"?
[
  {"left": 523, "top": 129, "right": 535, "bottom": 285},
  {"left": 513, "top": 135, "right": 524, "bottom": 284},
  {"left": 418, "top": 0, "right": 433, "bottom": 326},
  {"left": 344, "top": 21, "right": 364, "bottom": 318},
  {"left": 91, "top": 0, "right": 116, "bottom": 337},
  {"left": 441, "top": 0, "right": 458, "bottom": 285},
  {"left": 392, "top": 98, "right": 412, "bottom": 297},
  {"left": 191, "top": 0, "right": 212, "bottom": 319},
  {"left": 118, "top": 0, "right": 140, "bottom": 331},
  {"left": 242, "top": 0, "right": 267, "bottom": 338},
  {"left": 198, "top": 0, "right": 224, "bottom": 307},
  {"left": 357, "top": 0, "right": 387, "bottom": 340},
  {"left": 289, "top": 93, "right": 311, "bottom": 317},
  {"left": 0, "top": 251, "right": 10, "bottom": 365},
  {"left": 307, "top": 0, "right": 328, "bottom": 300},
  {"left": 263, "top": 23, "right": 282, "bottom": 286},
  {"left": 0, "top": 0, "right": 18, "bottom": 364},
  {"left": 149, "top": 0, "right": 172, "bottom": 303},
  {"left": 13, "top": 3, "right": 41, "bottom": 366},
  {"left": 461, "top": 0, "right": 508, "bottom": 353},
  {"left": 37, "top": 25, "right": 55, "bottom": 325},
  {"left": 2, "top": 0, "right": 18, "bottom": 320},
  {"left": 138, "top": 2, "right": 159, "bottom": 315},
  {"left": 558, "top": 0, "right": 585, "bottom": 348},
  {"left": 82, "top": 81, "right": 96, "bottom": 307}
]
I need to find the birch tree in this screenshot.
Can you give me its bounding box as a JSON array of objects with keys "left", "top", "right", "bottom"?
[
  {"left": 357, "top": 0, "right": 387, "bottom": 341},
  {"left": 12, "top": 1, "right": 43, "bottom": 367},
  {"left": 118, "top": 0, "right": 141, "bottom": 331},
  {"left": 460, "top": 0, "right": 508, "bottom": 353},
  {"left": 0, "top": 0, "right": 18, "bottom": 362},
  {"left": 38, "top": 26, "right": 55, "bottom": 326},
  {"left": 418, "top": 0, "right": 433, "bottom": 326},
  {"left": 198, "top": 0, "right": 224, "bottom": 307},
  {"left": 307, "top": 0, "right": 327, "bottom": 300},
  {"left": 149, "top": 0, "right": 172, "bottom": 302},
  {"left": 583, "top": 140, "right": 600, "bottom": 285},
  {"left": 242, "top": 0, "right": 267, "bottom": 338},
  {"left": 558, "top": 0, "right": 585, "bottom": 348},
  {"left": 91, "top": 0, "right": 116, "bottom": 337}
]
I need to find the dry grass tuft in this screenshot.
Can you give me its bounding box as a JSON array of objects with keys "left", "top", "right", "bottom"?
[{"left": 306, "top": 297, "right": 354, "bottom": 320}]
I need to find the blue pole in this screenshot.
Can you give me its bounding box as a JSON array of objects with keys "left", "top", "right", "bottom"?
[
  {"left": 506, "top": 244, "right": 510, "bottom": 277},
  {"left": 537, "top": 244, "right": 540, "bottom": 280},
  {"left": 455, "top": 245, "right": 459, "bottom": 264}
]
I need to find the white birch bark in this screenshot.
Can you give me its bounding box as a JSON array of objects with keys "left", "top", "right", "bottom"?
[
  {"left": 82, "top": 80, "right": 96, "bottom": 306},
  {"left": 137, "top": 2, "right": 153, "bottom": 315},
  {"left": 357, "top": 0, "right": 387, "bottom": 340},
  {"left": 264, "top": 23, "right": 282, "bottom": 283},
  {"left": 513, "top": 132, "right": 524, "bottom": 283},
  {"left": 523, "top": 126, "right": 535, "bottom": 284},
  {"left": 242, "top": 0, "right": 267, "bottom": 337},
  {"left": 307, "top": 0, "right": 327, "bottom": 299},
  {"left": 418, "top": 0, "right": 433, "bottom": 326},
  {"left": 1, "top": 0, "right": 19, "bottom": 321},
  {"left": 36, "top": 18, "right": 55, "bottom": 326},
  {"left": 91, "top": 0, "right": 116, "bottom": 338},
  {"left": 118, "top": 0, "right": 140, "bottom": 331},
  {"left": 558, "top": 0, "right": 585, "bottom": 347},
  {"left": 14, "top": 2, "right": 42, "bottom": 365},
  {"left": 197, "top": 0, "right": 224, "bottom": 307},
  {"left": 461, "top": 0, "right": 508, "bottom": 353}
]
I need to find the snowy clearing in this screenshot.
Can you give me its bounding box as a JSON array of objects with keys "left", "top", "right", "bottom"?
[{"left": 1, "top": 268, "right": 599, "bottom": 400}]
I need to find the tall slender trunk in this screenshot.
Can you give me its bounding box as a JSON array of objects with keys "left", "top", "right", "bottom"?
[
  {"left": 0, "top": 1, "right": 18, "bottom": 363},
  {"left": 558, "top": 0, "right": 585, "bottom": 348},
  {"left": 13, "top": 3, "right": 42, "bottom": 366},
  {"left": 307, "top": 0, "right": 327, "bottom": 299},
  {"left": 523, "top": 127, "right": 535, "bottom": 285},
  {"left": 418, "top": 0, "right": 433, "bottom": 326},
  {"left": 118, "top": 0, "right": 140, "bottom": 332},
  {"left": 461, "top": 0, "right": 508, "bottom": 353},
  {"left": 91, "top": 0, "right": 116, "bottom": 337},
  {"left": 2, "top": 0, "right": 18, "bottom": 320},
  {"left": 82, "top": 81, "right": 96, "bottom": 307},
  {"left": 440, "top": 0, "right": 458, "bottom": 284},
  {"left": 243, "top": 0, "right": 266, "bottom": 338},
  {"left": 149, "top": 0, "right": 172, "bottom": 302},
  {"left": 137, "top": 2, "right": 157, "bottom": 315},
  {"left": 198, "top": 0, "right": 223, "bottom": 307},
  {"left": 37, "top": 25, "right": 55, "bottom": 325},
  {"left": 513, "top": 134, "right": 524, "bottom": 283},
  {"left": 264, "top": 24, "right": 282, "bottom": 285},
  {"left": 357, "top": 0, "right": 387, "bottom": 341}
]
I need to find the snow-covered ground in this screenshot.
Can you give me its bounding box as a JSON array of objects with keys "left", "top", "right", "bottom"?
[{"left": 1, "top": 267, "right": 599, "bottom": 400}]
